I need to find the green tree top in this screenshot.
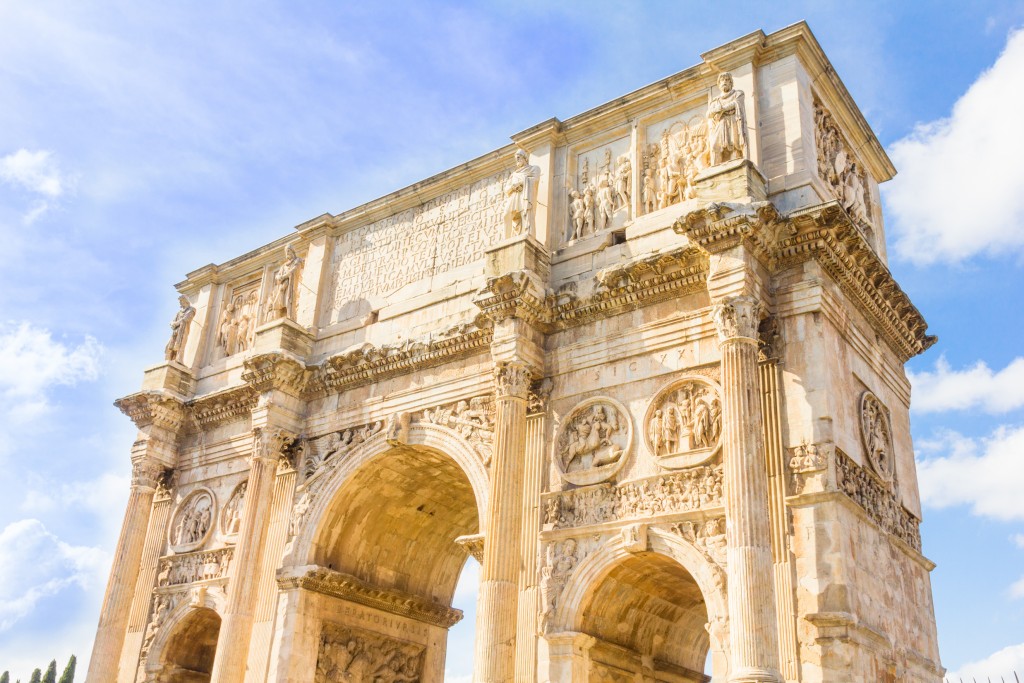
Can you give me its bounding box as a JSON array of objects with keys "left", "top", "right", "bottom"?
[
  {"left": 28, "top": 669, "right": 40, "bottom": 683},
  {"left": 57, "top": 656, "right": 76, "bottom": 683},
  {"left": 41, "top": 661, "right": 55, "bottom": 683}
]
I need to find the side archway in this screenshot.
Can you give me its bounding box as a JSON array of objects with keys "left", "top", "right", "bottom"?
[
  {"left": 548, "top": 528, "right": 729, "bottom": 681},
  {"left": 143, "top": 588, "right": 227, "bottom": 683}
]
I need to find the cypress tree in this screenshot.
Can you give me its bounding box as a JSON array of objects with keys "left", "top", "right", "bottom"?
[
  {"left": 57, "top": 656, "right": 76, "bottom": 683},
  {"left": 1, "top": 671, "right": 9, "bottom": 683},
  {"left": 28, "top": 670, "right": 40, "bottom": 683},
  {"left": 41, "top": 662, "right": 56, "bottom": 683}
]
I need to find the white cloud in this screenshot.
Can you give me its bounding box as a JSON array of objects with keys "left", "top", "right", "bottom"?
[
  {"left": 946, "top": 642, "right": 1024, "bottom": 679},
  {"left": 0, "top": 322, "right": 102, "bottom": 421},
  {"left": 908, "top": 356, "right": 1024, "bottom": 413},
  {"left": 0, "top": 149, "right": 71, "bottom": 223},
  {"left": 1011, "top": 576, "right": 1024, "bottom": 600},
  {"left": 917, "top": 425, "right": 1024, "bottom": 521},
  {"left": 885, "top": 28, "right": 1024, "bottom": 264},
  {"left": 0, "top": 519, "right": 108, "bottom": 632},
  {"left": 1013, "top": 533, "right": 1024, "bottom": 549}
]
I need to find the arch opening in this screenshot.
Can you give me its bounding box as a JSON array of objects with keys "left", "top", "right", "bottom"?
[
  {"left": 311, "top": 444, "right": 480, "bottom": 605},
  {"left": 158, "top": 607, "right": 221, "bottom": 682},
  {"left": 577, "top": 552, "right": 713, "bottom": 683}
]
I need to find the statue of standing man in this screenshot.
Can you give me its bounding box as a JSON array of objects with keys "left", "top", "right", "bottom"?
[
  {"left": 266, "top": 245, "right": 304, "bottom": 322},
  {"left": 164, "top": 295, "right": 195, "bottom": 362},
  {"left": 707, "top": 72, "right": 748, "bottom": 166},
  {"left": 503, "top": 149, "right": 541, "bottom": 238}
]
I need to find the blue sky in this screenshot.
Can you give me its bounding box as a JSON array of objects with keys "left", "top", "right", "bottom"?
[{"left": 1, "top": 1, "right": 1023, "bottom": 680}]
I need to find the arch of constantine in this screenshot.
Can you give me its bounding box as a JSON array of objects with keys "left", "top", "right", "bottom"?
[{"left": 87, "top": 22, "right": 944, "bottom": 683}]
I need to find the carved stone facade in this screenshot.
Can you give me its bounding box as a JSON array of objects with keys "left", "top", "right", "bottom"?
[{"left": 91, "top": 24, "right": 943, "bottom": 683}]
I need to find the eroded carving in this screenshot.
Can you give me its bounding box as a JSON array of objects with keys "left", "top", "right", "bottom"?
[
  {"left": 316, "top": 622, "right": 425, "bottom": 683},
  {"left": 495, "top": 361, "right": 532, "bottom": 399},
  {"left": 815, "top": 97, "right": 872, "bottom": 229},
  {"left": 556, "top": 398, "right": 632, "bottom": 486},
  {"left": 707, "top": 72, "right": 748, "bottom": 166},
  {"left": 567, "top": 143, "right": 629, "bottom": 241},
  {"left": 788, "top": 442, "right": 828, "bottom": 495},
  {"left": 644, "top": 115, "right": 709, "bottom": 214},
  {"left": 835, "top": 449, "right": 920, "bottom": 551},
  {"left": 667, "top": 517, "right": 727, "bottom": 568},
  {"left": 164, "top": 295, "right": 195, "bottom": 362},
  {"left": 217, "top": 287, "right": 259, "bottom": 357},
  {"left": 221, "top": 480, "right": 247, "bottom": 536},
  {"left": 156, "top": 547, "right": 233, "bottom": 587},
  {"left": 169, "top": 489, "right": 215, "bottom": 552},
  {"left": 712, "top": 295, "right": 761, "bottom": 342},
  {"left": 418, "top": 397, "right": 494, "bottom": 464},
  {"left": 645, "top": 377, "right": 722, "bottom": 469},
  {"left": 860, "top": 391, "right": 895, "bottom": 486},
  {"left": 302, "top": 421, "right": 384, "bottom": 481},
  {"left": 539, "top": 534, "right": 603, "bottom": 630},
  {"left": 544, "top": 465, "right": 723, "bottom": 530}
]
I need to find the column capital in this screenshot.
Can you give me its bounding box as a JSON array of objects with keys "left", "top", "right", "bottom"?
[
  {"left": 242, "top": 352, "right": 310, "bottom": 396},
  {"left": 130, "top": 458, "right": 168, "bottom": 492},
  {"left": 251, "top": 427, "right": 297, "bottom": 467},
  {"left": 494, "top": 361, "right": 534, "bottom": 400},
  {"left": 712, "top": 295, "right": 762, "bottom": 344}
]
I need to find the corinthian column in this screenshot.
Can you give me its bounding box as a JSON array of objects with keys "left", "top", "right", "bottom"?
[
  {"left": 713, "top": 296, "right": 783, "bottom": 683},
  {"left": 210, "top": 428, "right": 294, "bottom": 683},
  {"left": 86, "top": 459, "right": 164, "bottom": 683},
  {"left": 474, "top": 360, "right": 532, "bottom": 683}
]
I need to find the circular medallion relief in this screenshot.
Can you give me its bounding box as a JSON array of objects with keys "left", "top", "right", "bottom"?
[
  {"left": 169, "top": 488, "right": 216, "bottom": 553},
  {"left": 220, "top": 480, "right": 248, "bottom": 537},
  {"left": 859, "top": 391, "right": 895, "bottom": 486},
  {"left": 555, "top": 397, "right": 633, "bottom": 486},
  {"left": 644, "top": 376, "right": 723, "bottom": 469}
]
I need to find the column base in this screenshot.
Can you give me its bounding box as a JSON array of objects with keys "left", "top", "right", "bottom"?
[{"left": 729, "top": 666, "right": 784, "bottom": 683}]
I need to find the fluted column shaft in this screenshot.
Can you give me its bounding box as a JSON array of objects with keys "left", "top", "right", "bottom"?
[
  {"left": 210, "top": 429, "right": 293, "bottom": 683},
  {"left": 474, "top": 361, "right": 531, "bottom": 683},
  {"left": 713, "top": 296, "right": 783, "bottom": 683},
  {"left": 86, "top": 461, "right": 162, "bottom": 683}
]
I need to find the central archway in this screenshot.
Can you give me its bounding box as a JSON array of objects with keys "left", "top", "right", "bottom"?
[{"left": 275, "top": 424, "right": 488, "bottom": 683}]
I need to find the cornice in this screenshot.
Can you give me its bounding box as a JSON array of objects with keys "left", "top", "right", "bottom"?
[
  {"left": 306, "top": 320, "right": 494, "bottom": 398},
  {"left": 114, "top": 390, "right": 187, "bottom": 432},
  {"left": 188, "top": 385, "right": 258, "bottom": 430},
  {"left": 296, "top": 566, "right": 463, "bottom": 629},
  {"left": 242, "top": 352, "right": 312, "bottom": 395},
  {"left": 676, "top": 200, "right": 934, "bottom": 362}
]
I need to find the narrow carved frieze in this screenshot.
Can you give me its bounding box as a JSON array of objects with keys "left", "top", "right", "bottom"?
[
  {"left": 835, "top": 449, "right": 921, "bottom": 552},
  {"left": 543, "top": 465, "right": 724, "bottom": 530},
  {"left": 315, "top": 622, "right": 426, "bottom": 683},
  {"left": 156, "top": 547, "right": 234, "bottom": 587}
]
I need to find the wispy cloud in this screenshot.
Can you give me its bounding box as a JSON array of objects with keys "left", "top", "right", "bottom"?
[
  {"left": 908, "top": 356, "right": 1024, "bottom": 413},
  {"left": 946, "top": 642, "right": 1024, "bottom": 679},
  {"left": 0, "top": 519, "right": 107, "bottom": 632},
  {"left": 0, "top": 149, "right": 72, "bottom": 223},
  {"left": 884, "top": 28, "right": 1024, "bottom": 264},
  {"left": 0, "top": 322, "right": 102, "bottom": 421},
  {"left": 917, "top": 425, "right": 1024, "bottom": 521}
]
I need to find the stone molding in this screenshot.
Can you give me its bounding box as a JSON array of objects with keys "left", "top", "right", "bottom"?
[
  {"left": 188, "top": 385, "right": 258, "bottom": 429},
  {"left": 115, "top": 391, "right": 187, "bottom": 433},
  {"left": 291, "top": 566, "right": 464, "bottom": 629},
  {"left": 241, "top": 352, "right": 310, "bottom": 395},
  {"left": 676, "top": 200, "right": 935, "bottom": 362},
  {"left": 455, "top": 533, "right": 485, "bottom": 563}
]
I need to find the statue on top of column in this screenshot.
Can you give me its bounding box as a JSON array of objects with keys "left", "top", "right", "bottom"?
[
  {"left": 707, "top": 72, "right": 748, "bottom": 166},
  {"left": 164, "top": 294, "right": 195, "bottom": 362},
  {"left": 265, "top": 245, "right": 304, "bottom": 322},
  {"left": 503, "top": 149, "right": 541, "bottom": 238}
]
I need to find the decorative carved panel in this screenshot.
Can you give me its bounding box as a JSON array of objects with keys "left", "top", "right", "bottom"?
[
  {"left": 555, "top": 397, "right": 633, "bottom": 486},
  {"left": 859, "top": 391, "right": 896, "bottom": 487},
  {"left": 644, "top": 377, "right": 722, "bottom": 469},
  {"left": 315, "top": 622, "right": 426, "bottom": 683},
  {"left": 220, "top": 480, "right": 248, "bottom": 537},
  {"left": 168, "top": 488, "right": 215, "bottom": 553},
  {"left": 417, "top": 395, "right": 494, "bottom": 464},
  {"left": 156, "top": 547, "right": 233, "bottom": 587}
]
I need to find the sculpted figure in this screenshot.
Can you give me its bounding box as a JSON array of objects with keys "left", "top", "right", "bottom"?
[
  {"left": 843, "top": 161, "right": 870, "bottom": 224},
  {"left": 614, "top": 153, "right": 631, "bottom": 212},
  {"left": 707, "top": 72, "right": 748, "bottom": 165},
  {"left": 164, "top": 295, "right": 195, "bottom": 362},
  {"left": 596, "top": 177, "right": 614, "bottom": 232},
  {"left": 503, "top": 149, "right": 541, "bottom": 237},
  {"left": 569, "top": 189, "right": 585, "bottom": 240},
  {"left": 266, "top": 245, "right": 304, "bottom": 322},
  {"left": 217, "top": 297, "right": 239, "bottom": 356},
  {"left": 582, "top": 186, "right": 595, "bottom": 236},
  {"left": 642, "top": 168, "right": 657, "bottom": 214}
]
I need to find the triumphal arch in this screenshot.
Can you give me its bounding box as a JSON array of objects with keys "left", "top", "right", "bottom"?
[{"left": 88, "top": 23, "right": 945, "bottom": 683}]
